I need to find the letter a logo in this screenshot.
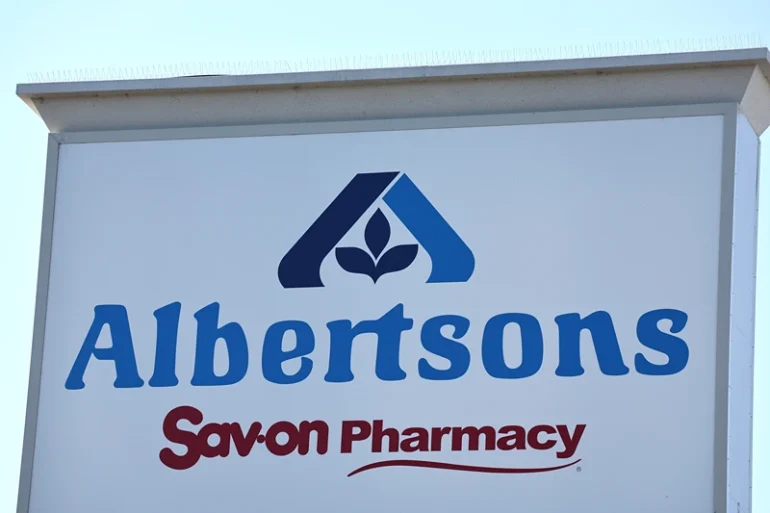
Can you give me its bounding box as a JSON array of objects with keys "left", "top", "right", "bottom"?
[{"left": 278, "top": 172, "right": 475, "bottom": 288}]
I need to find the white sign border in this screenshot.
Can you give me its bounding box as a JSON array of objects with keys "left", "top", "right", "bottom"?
[{"left": 17, "top": 102, "right": 754, "bottom": 513}]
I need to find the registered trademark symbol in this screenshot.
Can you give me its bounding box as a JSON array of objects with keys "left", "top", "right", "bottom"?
[{"left": 576, "top": 466, "right": 582, "bottom": 472}]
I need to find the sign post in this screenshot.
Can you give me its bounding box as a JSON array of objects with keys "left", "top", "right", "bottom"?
[{"left": 16, "top": 49, "right": 770, "bottom": 513}]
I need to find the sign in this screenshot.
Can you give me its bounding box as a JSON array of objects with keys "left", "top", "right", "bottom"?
[{"left": 27, "top": 115, "right": 727, "bottom": 511}]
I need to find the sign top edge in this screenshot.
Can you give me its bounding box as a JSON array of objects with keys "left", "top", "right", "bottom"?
[{"left": 16, "top": 47, "right": 770, "bottom": 99}]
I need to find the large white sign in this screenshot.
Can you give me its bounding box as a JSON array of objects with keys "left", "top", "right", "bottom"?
[{"left": 30, "top": 115, "right": 723, "bottom": 512}]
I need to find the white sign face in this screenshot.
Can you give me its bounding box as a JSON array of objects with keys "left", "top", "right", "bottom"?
[{"left": 30, "top": 115, "right": 723, "bottom": 513}]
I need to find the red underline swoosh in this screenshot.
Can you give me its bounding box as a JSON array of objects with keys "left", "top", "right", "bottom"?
[{"left": 347, "top": 458, "right": 581, "bottom": 477}]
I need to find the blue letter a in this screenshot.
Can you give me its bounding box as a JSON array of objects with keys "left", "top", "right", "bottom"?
[{"left": 65, "top": 305, "right": 144, "bottom": 390}]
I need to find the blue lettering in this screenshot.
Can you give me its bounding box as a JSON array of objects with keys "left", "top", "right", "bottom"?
[
  {"left": 65, "top": 305, "right": 144, "bottom": 390},
  {"left": 190, "top": 302, "right": 249, "bottom": 386},
  {"left": 263, "top": 321, "right": 315, "bottom": 384},
  {"left": 554, "top": 311, "right": 630, "bottom": 376},
  {"left": 64, "top": 302, "right": 691, "bottom": 390},
  {"left": 418, "top": 315, "right": 471, "bottom": 380},
  {"left": 635, "top": 309, "right": 689, "bottom": 375},
  {"left": 324, "top": 303, "right": 413, "bottom": 382},
  {"left": 481, "top": 313, "right": 543, "bottom": 379},
  {"left": 148, "top": 302, "right": 182, "bottom": 387}
]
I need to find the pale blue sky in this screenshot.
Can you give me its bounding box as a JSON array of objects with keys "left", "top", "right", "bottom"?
[{"left": 1, "top": 0, "right": 768, "bottom": 511}]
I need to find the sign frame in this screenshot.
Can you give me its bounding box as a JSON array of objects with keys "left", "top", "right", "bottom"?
[{"left": 16, "top": 100, "right": 758, "bottom": 513}]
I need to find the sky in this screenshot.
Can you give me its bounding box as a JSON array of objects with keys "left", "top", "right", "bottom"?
[{"left": 0, "top": 0, "right": 768, "bottom": 511}]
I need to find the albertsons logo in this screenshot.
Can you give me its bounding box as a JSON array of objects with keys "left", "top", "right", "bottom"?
[
  {"left": 278, "top": 171, "right": 474, "bottom": 287},
  {"left": 63, "top": 170, "right": 691, "bottom": 476}
]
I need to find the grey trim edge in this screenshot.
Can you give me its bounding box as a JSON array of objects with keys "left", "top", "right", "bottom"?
[
  {"left": 714, "top": 103, "right": 739, "bottom": 513},
  {"left": 16, "top": 135, "right": 60, "bottom": 513},
  {"left": 53, "top": 102, "right": 735, "bottom": 145}
]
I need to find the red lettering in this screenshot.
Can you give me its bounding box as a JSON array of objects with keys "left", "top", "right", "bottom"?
[
  {"left": 230, "top": 422, "right": 262, "bottom": 457},
  {"left": 160, "top": 405, "right": 203, "bottom": 470},
  {"left": 451, "top": 426, "right": 496, "bottom": 451},
  {"left": 297, "top": 420, "right": 329, "bottom": 455},
  {"left": 527, "top": 424, "right": 557, "bottom": 450},
  {"left": 372, "top": 420, "right": 399, "bottom": 453},
  {"left": 160, "top": 408, "right": 331, "bottom": 469},
  {"left": 199, "top": 422, "right": 231, "bottom": 458},
  {"left": 265, "top": 421, "right": 299, "bottom": 456},
  {"left": 400, "top": 427, "right": 429, "bottom": 452},
  {"left": 497, "top": 425, "right": 526, "bottom": 450},
  {"left": 430, "top": 427, "right": 452, "bottom": 451},
  {"left": 160, "top": 410, "right": 581, "bottom": 472},
  {"left": 556, "top": 424, "right": 586, "bottom": 458},
  {"left": 341, "top": 420, "right": 371, "bottom": 453}
]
